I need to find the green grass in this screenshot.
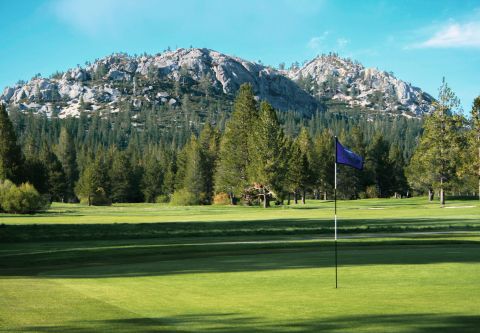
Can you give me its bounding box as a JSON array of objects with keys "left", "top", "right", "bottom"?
[
  {"left": 1, "top": 237, "right": 480, "bottom": 332},
  {"left": 2, "top": 197, "right": 480, "bottom": 225},
  {"left": 1, "top": 197, "right": 480, "bottom": 332},
  {"left": 1, "top": 197, "right": 480, "bottom": 242}
]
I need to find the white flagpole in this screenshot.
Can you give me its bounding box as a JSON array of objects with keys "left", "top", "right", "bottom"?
[
  {"left": 335, "top": 161, "right": 337, "bottom": 240},
  {"left": 334, "top": 136, "right": 338, "bottom": 289}
]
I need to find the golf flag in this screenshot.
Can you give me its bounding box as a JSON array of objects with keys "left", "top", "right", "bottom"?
[
  {"left": 333, "top": 137, "right": 364, "bottom": 289},
  {"left": 335, "top": 139, "right": 364, "bottom": 170}
]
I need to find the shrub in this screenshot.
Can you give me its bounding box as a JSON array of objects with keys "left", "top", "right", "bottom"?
[
  {"left": 213, "top": 192, "right": 231, "bottom": 205},
  {"left": 79, "top": 187, "right": 111, "bottom": 206},
  {"left": 155, "top": 194, "right": 170, "bottom": 203},
  {"left": 0, "top": 180, "right": 50, "bottom": 214},
  {"left": 366, "top": 185, "right": 380, "bottom": 198},
  {"left": 170, "top": 189, "right": 200, "bottom": 206}
]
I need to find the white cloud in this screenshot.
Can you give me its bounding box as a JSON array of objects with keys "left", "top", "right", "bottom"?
[
  {"left": 307, "top": 31, "right": 329, "bottom": 50},
  {"left": 336, "top": 38, "right": 349, "bottom": 48},
  {"left": 50, "top": 0, "right": 159, "bottom": 37},
  {"left": 416, "top": 21, "right": 480, "bottom": 48}
]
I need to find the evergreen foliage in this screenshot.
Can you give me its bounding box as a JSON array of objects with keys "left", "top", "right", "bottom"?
[
  {"left": 75, "top": 155, "right": 110, "bottom": 206},
  {"left": 215, "top": 84, "right": 258, "bottom": 203},
  {"left": 0, "top": 104, "right": 23, "bottom": 183},
  {"left": 249, "top": 101, "right": 288, "bottom": 207},
  {"left": 2, "top": 79, "right": 480, "bottom": 208},
  {"left": 406, "top": 79, "right": 466, "bottom": 205},
  {"left": 57, "top": 127, "right": 78, "bottom": 202}
]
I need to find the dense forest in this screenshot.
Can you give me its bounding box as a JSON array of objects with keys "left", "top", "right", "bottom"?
[{"left": 0, "top": 80, "right": 478, "bottom": 213}]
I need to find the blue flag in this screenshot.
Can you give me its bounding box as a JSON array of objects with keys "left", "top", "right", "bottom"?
[{"left": 336, "top": 139, "right": 364, "bottom": 170}]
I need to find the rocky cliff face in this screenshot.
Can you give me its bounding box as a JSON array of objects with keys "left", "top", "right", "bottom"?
[
  {"left": 287, "top": 54, "right": 434, "bottom": 116},
  {"left": 0, "top": 48, "right": 318, "bottom": 118},
  {"left": 0, "top": 48, "right": 434, "bottom": 119}
]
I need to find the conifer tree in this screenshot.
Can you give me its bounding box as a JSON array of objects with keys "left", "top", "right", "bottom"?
[
  {"left": 472, "top": 97, "right": 480, "bottom": 200},
  {"left": 366, "top": 133, "right": 393, "bottom": 197},
  {"left": 296, "top": 127, "right": 314, "bottom": 203},
  {"left": 407, "top": 79, "right": 465, "bottom": 205},
  {"left": 142, "top": 155, "right": 164, "bottom": 203},
  {"left": 286, "top": 139, "right": 310, "bottom": 204},
  {"left": 199, "top": 124, "right": 220, "bottom": 204},
  {"left": 182, "top": 135, "right": 206, "bottom": 204},
  {"left": 57, "top": 127, "right": 78, "bottom": 202},
  {"left": 389, "top": 144, "right": 409, "bottom": 197},
  {"left": 311, "top": 130, "right": 334, "bottom": 200},
  {"left": 0, "top": 104, "right": 23, "bottom": 183},
  {"left": 249, "top": 101, "right": 287, "bottom": 207},
  {"left": 40, "top": 144, "right": 67, "bottom": 202},
  {"left": 215, "top": 84, "right": 258, "bottom": 203},
  {"left": 75, "top": 155, "right": 110, "bottom": 206},
  {"left": 109, "top": 150, "right": 133, "bottom": 203}
]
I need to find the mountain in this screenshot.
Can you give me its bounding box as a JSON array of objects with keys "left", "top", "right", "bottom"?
[
  {"left": 0, "top": 48, "right": 318, "bottom": 119},
  {"left": 287, "top": 54, "right": 435, "bottom": 117},
  {"left": 0, "top": 48, "right": 434, "bottom": 119}
]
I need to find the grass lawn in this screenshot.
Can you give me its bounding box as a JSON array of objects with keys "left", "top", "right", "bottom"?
[
  {"left": 1, "top": 197, "right": 479, "bottom": 332},
  {"left": 1, "top": 197, "right": 479, "bottom": 242}
]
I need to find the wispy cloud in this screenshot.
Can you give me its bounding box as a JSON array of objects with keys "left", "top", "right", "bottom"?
[
  {"left": 50, "top": 0, "right": 160, "bottom": 37},
  {"left": 307, "top": 31, "right": 330, "bottom": 51},
  {"left": 413, "top": 21, "right": 480, "bottom": 48},
  {"left": 336, "top": 38, "right": 349, "bottom": 48}
]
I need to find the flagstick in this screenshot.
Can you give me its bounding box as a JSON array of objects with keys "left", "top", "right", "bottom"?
[{"left": 334, "top": 137, "right": 338, "bottom": 289}]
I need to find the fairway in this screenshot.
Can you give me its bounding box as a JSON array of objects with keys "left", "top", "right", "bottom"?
[{"left": 1, "top": 198, "right": 480, "bottom": 332}]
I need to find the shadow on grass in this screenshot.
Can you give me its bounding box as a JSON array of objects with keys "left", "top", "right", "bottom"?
[
  {"left": 1, "top": 238, "right": 479, "bottom": 278},
  {"left": 1, "top": 217, "right": 480, "bottom": 243},
  {"left": 7, "top": 313, "right": 480, "bottom": 332}
]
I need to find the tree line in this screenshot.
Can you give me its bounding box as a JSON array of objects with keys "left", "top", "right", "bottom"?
[{"left": 1, "top": 82, "right": 478, "bottom": 212}]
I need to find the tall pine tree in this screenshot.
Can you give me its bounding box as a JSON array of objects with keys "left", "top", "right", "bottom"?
[
  {"left": 0, "top": 104, "right": 23, "bottom": 183},
  {"left": 249, "top": 102, "right": 287, "bottom": 207},
  {"left": 215, "top": 84, "right": 258, "bottom": 203},
  {"left": 407, "top": 79, "right": 465, "bottom": 205},
  {"left": 57, "top": 127, "right": 78, "bottom": 202}
]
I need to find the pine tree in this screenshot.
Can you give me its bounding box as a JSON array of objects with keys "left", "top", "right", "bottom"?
[
  {"left": 296, "top": 127, "right": 314, "bottom": 203},
  {"left": 286, "top": 139, "right": 310, "bottom": 204},
  {"left": 249, "top": 101, "right": 288, "bottom": 207},
  {"left": 142, "top": 155, "right": 164, "bottom": 203},
  {"left": 215, "top": 84, "right": 258, "bottom": 203},
  {"left": 109, "top": 149, "right": 133, "bottom": 203},
  {"left": 199, "top": 124, "right": 220, "bottom": 204},
  {"left": 0, "top": 104, "right": 24, "bottom": 183},
  {"left": 366, "top": 133, "right": 393, "bottom": 198},
  {"left": 57, "top": 127, "right": 78, "bottom": 202},
  {"left": 472, "top": 97, "right": 480, "bottom": 199},
  {"left": 182, "top": 135, "right": 206, "bottom": 204},
  {"left": 458, "top": 96, "right": 480, "bottom": 199},
  {"left": 407, "top": 78, "right": 465, "bottom": 205},
  {"left": 75, "top": 155, "right": 110, "bottom": 206},
  {"left": 311, "top": 130, "right": 334, "bottom": 200},
  {"left": 388, "top": 144, "right": 409, "bottom": 197},
  {"left": 40, "top": 144, "right": 67, "bottom": 202}
]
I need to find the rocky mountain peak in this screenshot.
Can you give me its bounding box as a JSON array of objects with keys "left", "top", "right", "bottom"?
[
  {"left": 288, "top": 53, "right": 434, "bottom": 116},
  {"left": 1, "top": 48, "right": 434, "bottom": 120}
]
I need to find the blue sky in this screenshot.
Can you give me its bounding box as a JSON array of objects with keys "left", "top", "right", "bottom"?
[{"left": 1, "top": 0, "right": 479, "bottom": 109}]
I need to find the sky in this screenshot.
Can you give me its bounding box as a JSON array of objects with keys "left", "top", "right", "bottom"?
[{"left": 1, "top": 0, "right": 479, "bottom": 109}]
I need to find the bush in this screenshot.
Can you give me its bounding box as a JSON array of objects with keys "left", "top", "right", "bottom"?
[
  {"left": 0, "top": 180, "right": 50, "bottom": 214},
  {"left": 213, "top": 192, "right": 231, "bottom": 205},
  {"left": 366, "top": 185, "right": 380, "bottom": 198},
  {"left": 155, "top": 194, "right": 170, "bottom": 203},
  {"left": 79, "top": 187, "right": 111, "bottom": 206},
  {"left": 170, "top": 189, "right": 201, "bottom": 206}
]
